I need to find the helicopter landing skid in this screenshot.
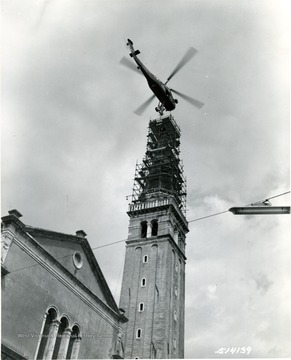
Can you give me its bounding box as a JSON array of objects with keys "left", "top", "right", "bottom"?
[{"left": 155, "top": 103, "right": 166, "bottom": 116}]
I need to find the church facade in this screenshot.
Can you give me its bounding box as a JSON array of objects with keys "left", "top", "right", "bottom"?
[{"left": 1, "top": 209, "right": 127, "bottom": 360}]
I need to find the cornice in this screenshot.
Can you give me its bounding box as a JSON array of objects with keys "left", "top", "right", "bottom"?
[
  {"left": 1, "top": 264, "right": 10, "bottom": 276},
  {"left": 1, "top": 344, "right": 27, "bottom": 360},
  {"left": 24, "top": 226, "right": 85, "bottom": 243}
]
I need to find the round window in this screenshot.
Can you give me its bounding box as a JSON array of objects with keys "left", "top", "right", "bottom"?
[{"left": 72, "top": 252, "right": 83, "bottom": 269}]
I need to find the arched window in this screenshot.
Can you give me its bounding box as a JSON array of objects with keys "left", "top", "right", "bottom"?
[
  {"left": 136, "top": 328, "right": 142, "bottom": 339},
  {"left": 52, "top": 316, "right": 69, "bottom": 359},
  {"left": 67, "top": 325, "right": 81, "bottom": 360},
  {"left": 138, "top": 302, "right": 144, "bottom": 312},
  {"left": 37, "top": 307, "right": 58, "bottom": 360},
  {"left": 140, "top": 221, "right": 147, "bottom": 238},
  {"left": 143, "top": 255, "right": 148, "bottom": 263},
  {"left": 141, "top": 278, "right": 146, "bottom": 287},
  {"left": 37, "top": 309, "right": 81, "bottom": 360}
]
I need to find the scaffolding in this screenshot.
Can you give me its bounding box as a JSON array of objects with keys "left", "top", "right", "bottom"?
[{"left": 131, "top": 114, "right": 187, "bottom": 215}]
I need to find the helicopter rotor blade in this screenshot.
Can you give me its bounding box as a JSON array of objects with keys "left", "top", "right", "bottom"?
[
  {"left": 171, "top": 89, "right": 204, "bottom": 109},
  {"left": 134, "top": 95, "right": 156, "bottom": 116},
  {"left": 166, "top": 47, "right": 198, "bottom": 84},
  {"left": 120, "top": 57, "right": 141, "bottom": 75}
]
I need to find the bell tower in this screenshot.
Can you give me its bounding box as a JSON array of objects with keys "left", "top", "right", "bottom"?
[{"left": 119, "top": 114, "right": 189, "bottom": 359}]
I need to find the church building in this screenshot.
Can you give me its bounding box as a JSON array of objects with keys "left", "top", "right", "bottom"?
[{"left": 1, "top": 209, "right": 127, "bottom": 359}]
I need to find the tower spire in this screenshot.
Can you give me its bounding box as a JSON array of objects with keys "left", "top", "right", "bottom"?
[{"left": 120, "top": 114, "right": 189, "bottom": 359}]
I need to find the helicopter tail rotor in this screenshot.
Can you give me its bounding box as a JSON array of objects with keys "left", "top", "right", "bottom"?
[
  {"left": 130, "top": 50, "right": 141, "bottom": 57},
  {"left": 120, "top": 56, "right": 142, "bottom": 75}
]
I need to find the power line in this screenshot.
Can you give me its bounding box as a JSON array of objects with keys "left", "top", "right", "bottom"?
[
  {"left": 245, "top": 190, "right": 290, "bottom": 206},
  {"left": 91, "top": 238, "right": 127, "bottom": 251},
  {"left": 188, "top": 190, "right": 290, "bottom": 223},
  {"left": 267, "top": 190, "right": 290, "bottom": 200},
  {"left": 6, "top": 253, "right": 73, "bottom": 274},
  {"left": 188, "top": 210, "right": 229, "bottom": 223}
]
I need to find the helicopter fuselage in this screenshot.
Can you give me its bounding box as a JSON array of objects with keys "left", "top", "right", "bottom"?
[{"left": 127, "top": 40, "right": 176, "bottom": 111}]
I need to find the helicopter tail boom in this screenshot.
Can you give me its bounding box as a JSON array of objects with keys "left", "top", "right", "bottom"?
[{"left": 127, "top": 39, "right": 141, "bottom": 57}]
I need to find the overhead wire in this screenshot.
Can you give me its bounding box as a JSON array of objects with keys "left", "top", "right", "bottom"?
[
  {"left": 6, "top": 253, "right": 74, "bottom": 274},
  {"left": 245, "top": 190, "right": 290, "bottom": 206},
  {"left": 5, "top": 190, "right": 290, "bottom": 275},
  {"left": 188, "top": 210, "right": 229, "bottom": 223},
  {"left": 188, "top": 190, "right": 290, "bottom": 223}
]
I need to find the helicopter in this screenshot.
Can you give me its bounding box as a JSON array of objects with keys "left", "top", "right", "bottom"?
[{"left": 120, "top": 39, "right": 204, "bottom": 116}]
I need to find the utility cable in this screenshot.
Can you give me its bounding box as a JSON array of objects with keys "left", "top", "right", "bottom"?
[
  {"left": 6, "top": 253, "right": 74, "bottom": 274},
  {"left": 245, "top": 190, "right": 290, "bottom": 206},
  {"left": 188, "top": 210, "right": 229, "bottom": 223},
  {"left": 91, "top": 238, "right": 127, "bottom": 251},
  {"left": 188, "top": 190, "right": 290, "bottom": 223}
]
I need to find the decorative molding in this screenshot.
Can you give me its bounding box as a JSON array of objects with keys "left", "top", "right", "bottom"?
[
  {"left": 1, "top": 265, "right": 10, "bottom": 276},
  {"left": 1, "top": 229, "right": 15, "bottom": 264},
  {"left": 1, "top": 344, "right": 27, "bottom": 360}
]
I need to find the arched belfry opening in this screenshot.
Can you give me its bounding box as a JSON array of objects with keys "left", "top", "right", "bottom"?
[
  {"left": 140, "top": 221, "right": 147, "bottom": 238},
  {"left": 151, "top": 219, "right": 158, "bottom": 236},
  {"left": 120, "top": 114, "right": 189, "bottom": 359}
]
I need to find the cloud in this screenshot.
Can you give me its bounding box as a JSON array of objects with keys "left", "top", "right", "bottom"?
[{"left": 254, "top": 273, "right": 273, "bottom": 293}]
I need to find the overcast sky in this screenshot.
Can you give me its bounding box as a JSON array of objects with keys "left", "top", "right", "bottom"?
[{"left": 1, "top": 0, "right": 290, "bottom": 358}]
